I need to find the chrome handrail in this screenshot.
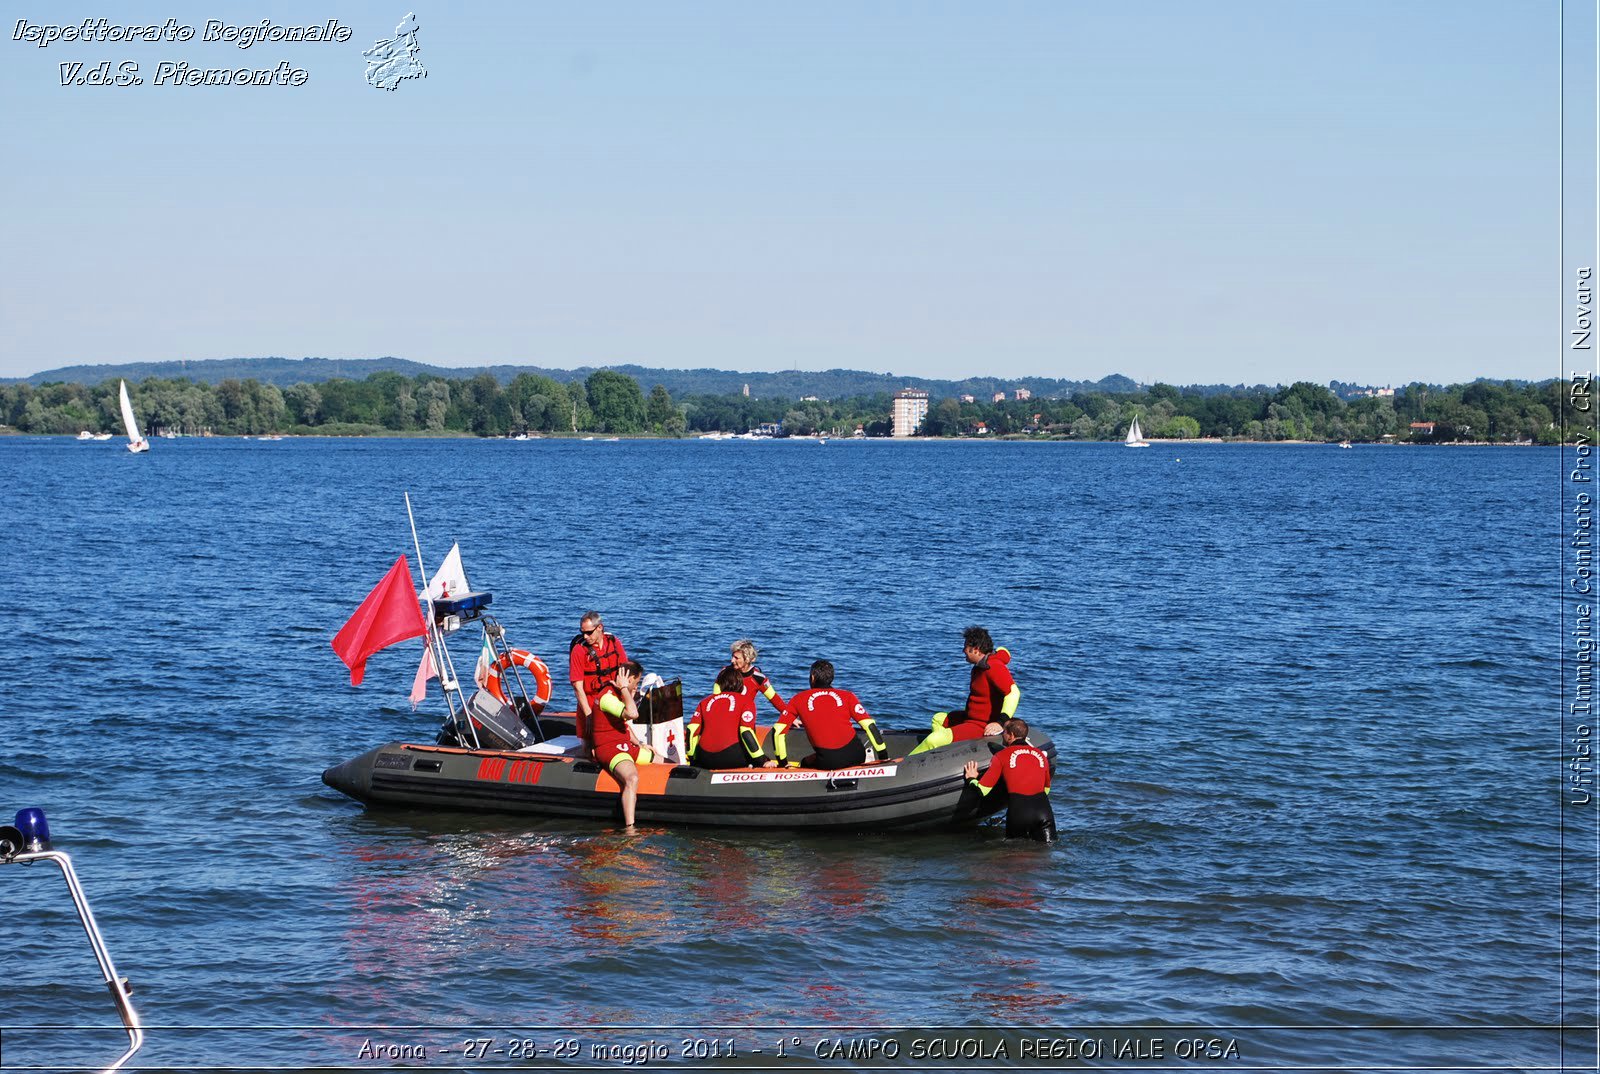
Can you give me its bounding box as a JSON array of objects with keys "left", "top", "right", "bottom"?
[{"left": 3, "top": 849, "right": 144, "bottom": 1073}]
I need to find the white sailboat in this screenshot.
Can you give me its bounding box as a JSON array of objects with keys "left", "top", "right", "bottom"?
[
  {"left": 1124, "top": 415, "right": 1150, "bottom": 448},
  {"left": 119, "top": 380, "right": 149, "bottom": 454}
]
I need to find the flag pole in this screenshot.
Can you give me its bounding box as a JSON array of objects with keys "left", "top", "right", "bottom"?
[
  {"left": 404, "top": 493, "right": 473, "bottom": 743},
  {"left": 404, "top": 491, "right": 429, "bottom": 586}
]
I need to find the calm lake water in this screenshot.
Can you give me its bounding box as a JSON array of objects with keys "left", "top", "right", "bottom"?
[{"left": 0, "top": 437, "right": 1582, "bottom": 1071}]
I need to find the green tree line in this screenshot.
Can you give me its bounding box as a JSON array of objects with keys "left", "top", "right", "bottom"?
[
  {"left": 0, "top": 373, "right": 1586, "bottom": 444},
  {"left": 918, "top": 380, "right": 1579, "bottom": 444}
]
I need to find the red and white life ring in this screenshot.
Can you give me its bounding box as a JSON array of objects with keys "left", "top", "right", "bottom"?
[{"left": 485, "top": 649, "right": 552, "bottom": 708}]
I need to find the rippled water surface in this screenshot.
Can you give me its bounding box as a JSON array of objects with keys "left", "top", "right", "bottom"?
[{"left": 0, "top": 438, "right": 1570, "bottom": 1070}]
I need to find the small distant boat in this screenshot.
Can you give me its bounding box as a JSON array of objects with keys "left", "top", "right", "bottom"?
[
  {"left": 258, "top": 434, "right": 284, "bottom": 442},
  {"left": 76, "top": 430, "right": 93, "bottom": 441},
  {"left": 93, "top": 432, "right": 112, "bottom": 441},
  {"left": 119, "top": 381, "right": 149, "bottom": 454},
  {"left": 1338, "top": 440, "right": 1352, "bottom": 449},
  {"left": 603, "top": 437, "right": 620, "bottom": 442},
  {"left": 581, "top": 436, "right": 595, "bottom": 442},
  {"left": 1124, "top": 416, "right": 1150, "bottom": 448}
]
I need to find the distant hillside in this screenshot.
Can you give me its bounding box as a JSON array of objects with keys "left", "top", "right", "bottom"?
[
  {"left": 13, "top": 356, "right": 444, "bottom": 389},
  {"left": 8, "top": 356, "right": 1142, "bottom": 400}
]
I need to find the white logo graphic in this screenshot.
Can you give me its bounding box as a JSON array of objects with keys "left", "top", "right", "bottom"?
[{"left": 364, "top": 12, "right": 426, "bottom": 91}]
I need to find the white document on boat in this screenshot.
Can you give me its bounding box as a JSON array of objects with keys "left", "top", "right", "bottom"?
[{"left": 519, "top": 735, "right": 586, "bottom": 756}]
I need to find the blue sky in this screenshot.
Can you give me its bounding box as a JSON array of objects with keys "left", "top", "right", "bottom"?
[{"left": 0, "top": 2, "right": 1568, "bottom": 385}]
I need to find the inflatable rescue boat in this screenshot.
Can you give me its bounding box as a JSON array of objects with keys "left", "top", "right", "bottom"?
[{"left": 322, "top": 591, "right": 1055, "bottom": 831}]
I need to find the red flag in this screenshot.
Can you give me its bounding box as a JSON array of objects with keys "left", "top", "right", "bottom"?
[{"left": 332, "top": 555, "right": 426, "bottom": 686}]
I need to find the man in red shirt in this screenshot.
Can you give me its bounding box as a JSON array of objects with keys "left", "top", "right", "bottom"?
[
  {"left": 689, "top": 666, "right": 767, "bottom": 769},
  {"left": 963, "top": 718, "right": 1055, "bottom": 842},
  {"left": 591, "top": 660, "right": 654, "bottom": 826},
  {"left": 713, "top": 638, "right": 786, "bottom": 716},
  {"left": 766, "top": 660, "right": 888, "bottom": 770},
  {"left": 569, "top": 610, "right": 628, "bottom": 747},
  {"left": 911, "top": 625, "right": 1020, "bottom": 755}
]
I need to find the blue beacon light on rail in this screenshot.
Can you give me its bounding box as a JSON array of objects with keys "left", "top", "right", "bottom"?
[{"left": 15, "top": 807, "right": 51, "bottom": 851}]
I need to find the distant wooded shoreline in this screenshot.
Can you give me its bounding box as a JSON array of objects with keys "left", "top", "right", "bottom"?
[{"left": 0, "top": 370, "right": 1583, "bottom": 444}]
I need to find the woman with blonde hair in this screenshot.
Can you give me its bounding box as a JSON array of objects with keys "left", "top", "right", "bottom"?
[{"left": 714, "top": 638, "right": 786, "bottom": 715}]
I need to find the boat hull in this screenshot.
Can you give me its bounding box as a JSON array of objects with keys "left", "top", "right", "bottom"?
[{"left": 323, "top": 722, "right": 1049, "bottom": 831}]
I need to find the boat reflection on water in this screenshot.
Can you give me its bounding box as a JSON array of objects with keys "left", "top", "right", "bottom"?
[
  {"left": 331, "top": 818, "right": 932, "bottom": 1025},
  {"left": 330, "top": 806, "right": 1080, "bottom": 1032},
  {"left": 963, "top": 858, "right": 1084, "bottom": 1019}
]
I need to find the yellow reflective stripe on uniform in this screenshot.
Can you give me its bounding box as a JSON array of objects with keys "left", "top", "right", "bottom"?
[
  {"left": 908, "top": 725, "right": 954, "bottom": 756},
  {"left": 598, "top": 693, "right": 626, "bottom": 718},
  {"left": 971, "top": 778, "right": 993, "bottom": 796},
  {"left": 859, "top": 717, "right": 888, "bottom": 754},
  {"left": 738, "top": 726, "right": 764, "bottom": 760},
  {"left": 608, "top": 745, "right": 652, "bottom": 772},
  {"left": 688, "top": 723, "right": 702, "bottom": 755},
  {"left": 772, "top": 726, "right": 790, "bottom": 763},
  {"left": 1000, "top": 685, "right": 1021, "bottom": 718},
  {"left": 761, "top": 682, "right": 778, "bottom": 701}
]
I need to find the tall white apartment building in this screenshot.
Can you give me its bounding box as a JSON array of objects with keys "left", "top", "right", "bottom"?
[{"left": 892, "top": 388, "right": 930, "bottom": 437}]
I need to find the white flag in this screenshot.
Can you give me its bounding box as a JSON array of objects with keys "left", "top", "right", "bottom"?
[
  {"left": 473, "top": 631, "right": 495, "bottom": 692},
  {"left": 420, "top": 543, "right": 471, "bottom": 601}
]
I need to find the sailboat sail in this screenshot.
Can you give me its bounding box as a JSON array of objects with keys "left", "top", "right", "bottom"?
[
  {"left": 119, "top": 380, "right": 149, "bottom": 453},
  {"left": 1124, "top": 415, "right": 1149, "bottom": 447}
]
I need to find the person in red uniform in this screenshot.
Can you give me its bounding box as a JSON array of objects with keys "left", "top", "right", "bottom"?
[
  {"left": 713, "top": 638, "right": 786, "bottom": 716},
  {"left": 689, "top": 666, "right": 767, "bottom": 769},
  {"left": 591, "top": 660, "right": 654, "bottom": 826},
  {"left": 911, "top": 625, "right": 1020, "bottom": 755},
  {"left": 569, "top": 610, "right": 628, "bottom": 748},
  {"left": 765, "top": 660, "right": 888, "bottom": 771},
  {"left": 963, "top": 718, "right": 1055, "bottom": 842}
]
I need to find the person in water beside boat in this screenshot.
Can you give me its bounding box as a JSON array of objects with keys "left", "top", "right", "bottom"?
[
  {"left": 570, "top": 611, "right": 628, "bottom": 748},
  {"left": 766, "top": 660, "right": 888, "bottom": 770},
  {"left": 714, "top": 639, "right": 786, "bottom": 715},
  {"left": 591, "top": 660, "right": 654, "bottom": 826},
  {"left": 963, "top": 718, "right": 1055, "bottom": 842},
  {"left": 689, "top": 666, "right": 767, "bottom": 769},
  {"left": 910, "top": 625, "right": 1019, "bottom": 755}
]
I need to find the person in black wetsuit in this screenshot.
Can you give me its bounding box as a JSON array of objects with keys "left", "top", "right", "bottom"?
[{"left": 963, "top": 718, "right": 1056, "bottom": 842}]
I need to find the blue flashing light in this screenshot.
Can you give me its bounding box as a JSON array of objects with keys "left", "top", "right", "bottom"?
[
  {"left": 433, "top": 591, "right": 492, "bottom": 621},
  {"left": 15, "top": 807, "right": 50, "bottom": 851}
]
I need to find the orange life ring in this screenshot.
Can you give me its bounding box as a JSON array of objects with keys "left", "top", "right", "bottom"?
[{"left": 485, "top": 649, "right": 552, "bottom": 708}]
